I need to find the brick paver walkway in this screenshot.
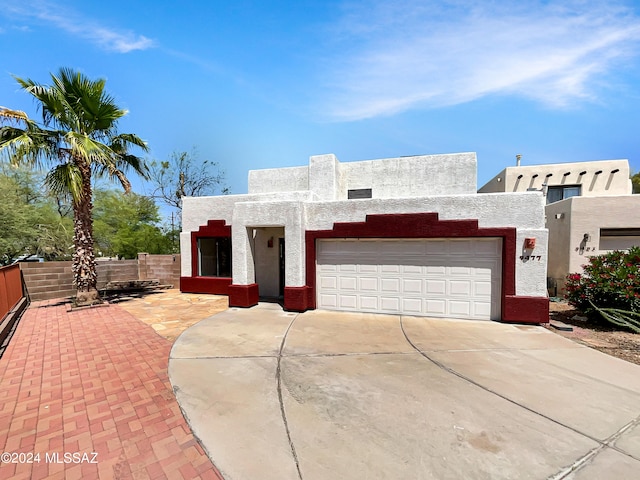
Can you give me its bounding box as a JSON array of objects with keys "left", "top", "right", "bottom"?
[{"left": 0, "top": 299, "right": 224, "bottom": 480}]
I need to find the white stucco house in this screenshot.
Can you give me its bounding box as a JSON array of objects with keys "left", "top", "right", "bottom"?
[
  {"left": 180, "top": 153, "right": 549, "bottom": 323},
  {"left": 479, "top": 158, "right": 640, "bottom": 295}
]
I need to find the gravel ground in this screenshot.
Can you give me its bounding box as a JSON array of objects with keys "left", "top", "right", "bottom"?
[{"left": 547, "top": 301, "right": 640, "bottom": 366}]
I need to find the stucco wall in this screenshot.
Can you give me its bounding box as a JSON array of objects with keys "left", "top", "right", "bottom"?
[
  {"left": 304, "top": 192, "right": 547, "bottom": 297},
  {"left": 247, "top": 152, "right": 477, "bottom": 201},
  {"left": 340, "top": 153, "right": 477, "bottom": 198},
  {"left": 248, "top": 166, "right": 309, "bottom": 194},
  {"left": 479, "top": 159, "right": 631, "bottom": 196},
  {"left": 544, "top": 200, "right": 572, "bottom": 290},
  {"left": 546, "top": 195, "right": 640, "bottom": 293},
  {"left": 182, "top": 190, "right": 548, "bottom": 297}
]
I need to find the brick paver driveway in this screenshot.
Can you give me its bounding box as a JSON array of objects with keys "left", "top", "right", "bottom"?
[{"left": 0, "top": 299, "right": 224, "bottom": 480}]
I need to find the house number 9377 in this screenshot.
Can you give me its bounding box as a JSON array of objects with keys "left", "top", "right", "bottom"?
[{"left": 520, "top": 255, "right": 542, "bottom": 261}]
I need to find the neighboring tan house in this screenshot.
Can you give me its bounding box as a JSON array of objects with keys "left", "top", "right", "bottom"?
[
  {"left": 180, "top": 153, "right": 549, "bottom": 323},
  {"left": 479, "top": 159, "right": 640, "bottom": 295}
]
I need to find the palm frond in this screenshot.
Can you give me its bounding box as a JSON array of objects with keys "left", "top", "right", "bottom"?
[
  {"left": 44, "top": 163, "right": 84, "bottom": 203},
  {"left": 0, "top": 107, "right": 28, "bottom": 122}
]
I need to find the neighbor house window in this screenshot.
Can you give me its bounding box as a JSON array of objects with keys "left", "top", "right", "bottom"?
[
  {"left": 198, "top": 237, "right": 231, "bottom": 277},
  {"left": 599, "top": 228, "right": 640, "bottom": 252},
  {"left": 348, "top": 188, "right": 372, "bottom": 199},
  {"left": 547, "top": 185, "right": 581, "bottom": 204}
]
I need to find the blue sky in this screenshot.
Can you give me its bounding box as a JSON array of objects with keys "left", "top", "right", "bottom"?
[{"left": 1, "top": 0, "right": 640, "bottom": 208}]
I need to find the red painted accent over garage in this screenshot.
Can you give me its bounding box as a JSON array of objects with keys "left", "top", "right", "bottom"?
[{"left": 295, "top": 213, "right": 548, "bottom": 324}]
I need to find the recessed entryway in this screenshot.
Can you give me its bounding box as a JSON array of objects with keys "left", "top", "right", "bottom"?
[{"left": 253, "top": 226, "right": 285, "bottom": 299}]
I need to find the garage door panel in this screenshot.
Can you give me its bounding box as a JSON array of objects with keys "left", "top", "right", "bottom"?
[
  {"left": 425, "top": 299, "right": 446, "bottom": 315},
  {"left": 381, "top": 264, "right": 401, "bottom": 273},
  {"left": 319, "top": 294, "right": 338, "bottom": 308},
  {"left": 426, "top": 279, "right": 446, "bottom": 295},
  {"left": 359, "top": 264, "right": 378, "bottom": 273},
  {"left": 318, "top": 263, "right": 338, "bottom": 273},
  {"left": 449, "top": 300, "right": 472, "bottom": 317},
  {"left": 339, "top": 277, "right": 358, "bottom": 291},
  {"left": 360, "top": 296, "right": 378, "bottom": 310},
  {"left": 359, "top": 277, "right": 378, "bottom": 291},
  {"left": 402, "top": 264, "right": 422, "bottom": 274},
  {"left": 340, "top": 295, "right": 358, "bottom": 309},
  {"left": 474, "top": 281, "right": 492, "bottom": 296},
  {"left": 317, "top": 238, "right": 501, "bottom": 320},
  {"left": 339, "top": 264, "right": 357, "bottom": 273},
  {"left": 425, "top": 265, "right": 446, "bottom": 275},
  {"left": 473, "top": 302, "right": 492, "bottom": 317},
  {"left": 402, "top": 279, "right": 423, "bottom": 294},
  {"left": 319, "top": 276, "right": 338, "bottom": 289},
  {"left": 380, "top": 297, "right": 400, "bottom": 311},
  {"left": 449, "top": 280, "right": 472, "bottom": 296},
  {"left": 381, "top": 278, "right": 401, "bottom": 293},
  {"left": 402, "top": 298, "right": 423, "bottom": 313},
  {"left": 449, "top": 265, "right": 473, "bottom": 276}
]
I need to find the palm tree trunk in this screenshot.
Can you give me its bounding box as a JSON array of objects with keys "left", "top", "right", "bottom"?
[{"left": 72, "top": 161, "right": 100, "bottom": 305}]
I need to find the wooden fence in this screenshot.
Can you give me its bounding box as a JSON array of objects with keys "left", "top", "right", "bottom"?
[
  {"left": 0, "top": 264, "right": 27, "bottom": 351},
  {"left": 0, "top": 264, "right": 23, "bottom": 321}
]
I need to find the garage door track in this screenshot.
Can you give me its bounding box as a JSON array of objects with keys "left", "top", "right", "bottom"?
[{"left": 169, "top": 303, "right": 640, "bottom": 480}]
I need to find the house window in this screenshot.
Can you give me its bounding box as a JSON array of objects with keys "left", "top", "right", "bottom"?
[
  {"left": 198, "top": 237, "right": 231, "bottom": 277},
  {"left": 599, "top": 228, "right": 640, "bottom": 251},
  {"left": 547, "top": 185, "right": 581, "bottom": 204},
  {"left": 348, "top": 188, "right": 372, "bottom": 199}
]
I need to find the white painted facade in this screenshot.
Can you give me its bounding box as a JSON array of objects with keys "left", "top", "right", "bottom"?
[{"left": 181, "top": 153, "right": 548, "bottom": 321}]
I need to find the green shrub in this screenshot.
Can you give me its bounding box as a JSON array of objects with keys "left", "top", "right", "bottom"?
[{"left": 565, "top": 247, "right": 640, "bottom": 322}]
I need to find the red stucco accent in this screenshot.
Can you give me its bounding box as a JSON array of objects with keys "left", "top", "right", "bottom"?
[
  {"left": 302, "top": 212, "right": 547, "bottom": 324},
  {"left": 180, "top": 276, "right": 232, "bottom": 295},
  {"left": 188, "top": 220, "right": 232, "bottom": 283},
  {"left": 503, "top": 296, "right": 550, "bottom": 324},
  {"left": 228, "top": 283, "right": 259, "bottom": 308},
  {"left": 284, "top": 286, "right": 313, "bottom": 312}
]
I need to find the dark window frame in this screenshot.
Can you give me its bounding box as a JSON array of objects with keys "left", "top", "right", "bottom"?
[
  {"left": 348, "top": 188, "right": 372, "bottom": 199},
  {"left": 197, "top": 237, "right": 232, "bottom": 277},
  {"left": 546, "top": 185, "right": 581, "bottom": 204}
]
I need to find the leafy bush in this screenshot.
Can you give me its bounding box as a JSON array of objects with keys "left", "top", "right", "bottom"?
[{"left": 565, "top": 247, "right": 640, "bottom": 322}]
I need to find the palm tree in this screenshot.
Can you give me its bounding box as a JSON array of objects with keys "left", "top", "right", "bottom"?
[{"left": 0, "top": 68, "right": 148, "bottom": 305}]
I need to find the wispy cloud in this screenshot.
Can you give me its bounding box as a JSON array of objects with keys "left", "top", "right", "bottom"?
[
  {"left": 322, "top": 0, "right": 640, "bottom": 120},
  {"left": 2, "top": 0, "right": 154, "bottom": 53}
]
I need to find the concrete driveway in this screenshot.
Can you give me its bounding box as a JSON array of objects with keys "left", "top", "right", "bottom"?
[{"left": 169, "top": 303, "right": 640, "bottom": 480}]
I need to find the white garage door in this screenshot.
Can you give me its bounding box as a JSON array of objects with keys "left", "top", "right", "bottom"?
[{"left": 316, "top": 238, "right": 502, "bottom": 320}]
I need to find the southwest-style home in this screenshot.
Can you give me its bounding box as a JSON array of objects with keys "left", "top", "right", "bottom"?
[
  {"left": 479, "top": 158, "right": 640, "bottom": 294},
  {"left": 180, "top": 153, "right": 549, "bottom": 323}
]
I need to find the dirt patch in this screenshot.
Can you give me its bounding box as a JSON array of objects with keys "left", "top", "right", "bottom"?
[{"left": 548, "top": 301, "right": 640, "bottom": 366}]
